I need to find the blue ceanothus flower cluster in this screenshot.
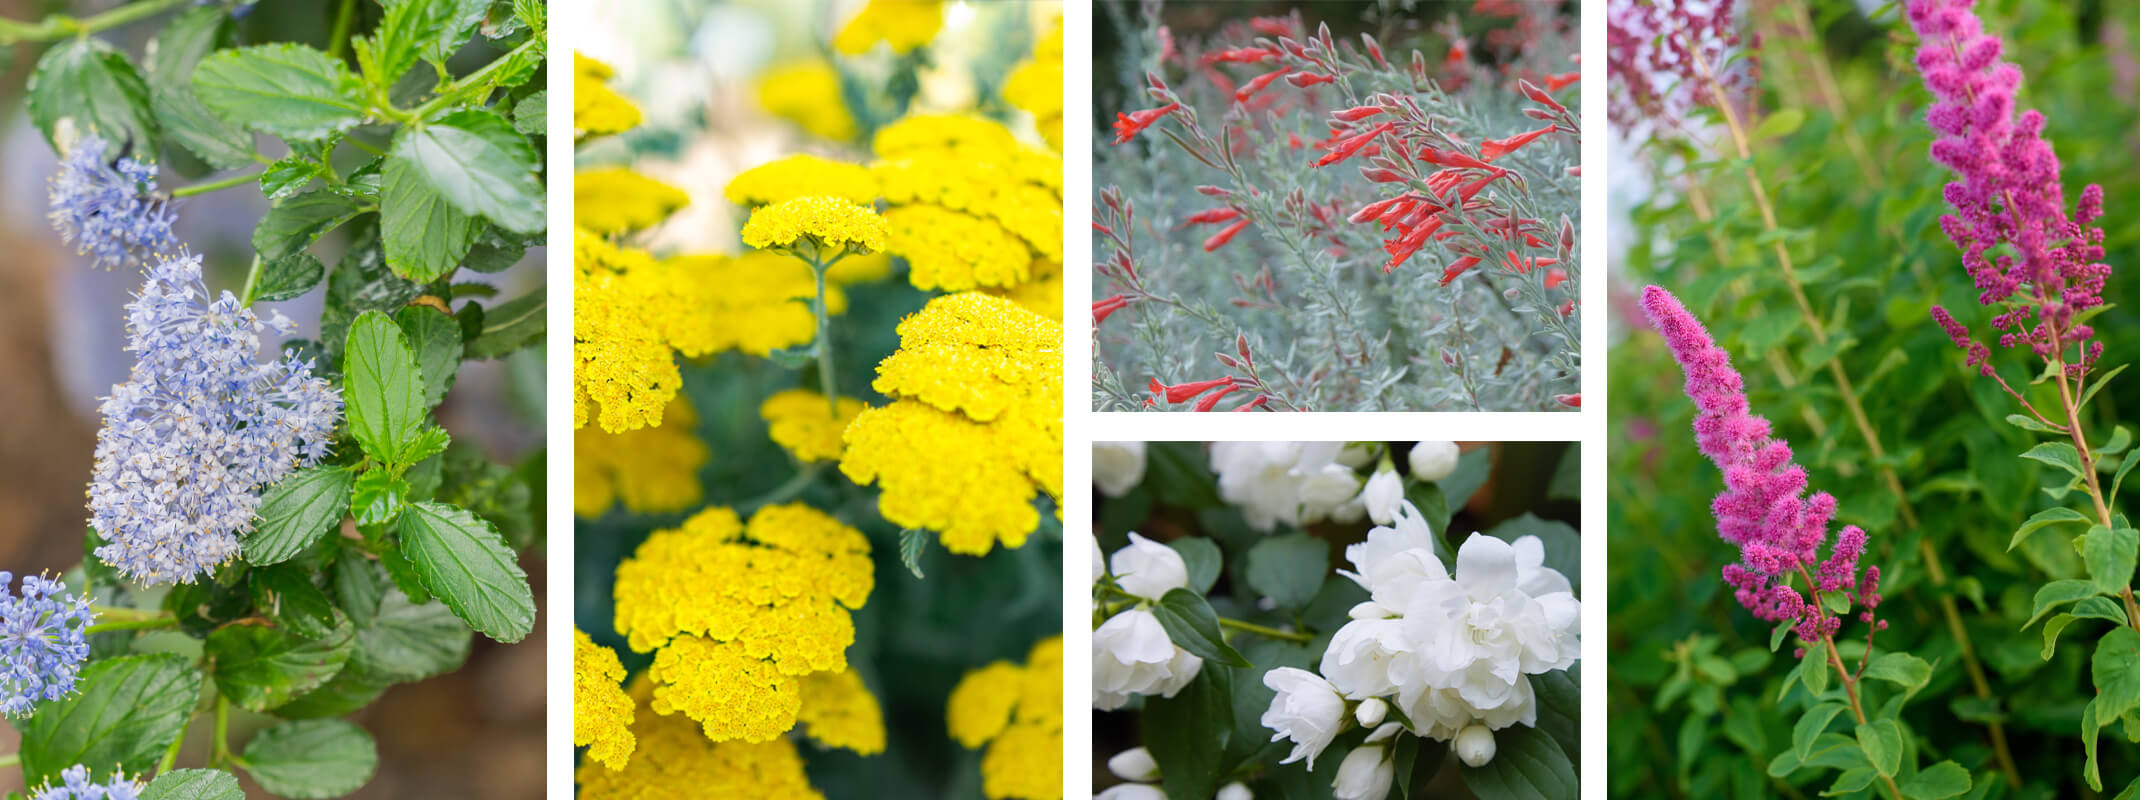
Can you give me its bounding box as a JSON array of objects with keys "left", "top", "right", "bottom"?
[
  {"left": 46, "top": 136, "right": 178, "bottom": 271},
  {"left": 88, "top": 253, "right": 342, "bottom": 586},
  {"left": 31, "top": 766, "right": 140, "bottom": 800},
  {"left": 0, "top": 572, "right": 93, "bottom": 717}
]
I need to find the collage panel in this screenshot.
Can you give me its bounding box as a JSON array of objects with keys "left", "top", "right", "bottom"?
[
  {"left": 1609, "top": 0, "right": 2140, "bottom": 797},
  {"left": 0, "top": 0, "right": 550, "bottom": 797},
  {"left": 1091, "top": 442, "right": 1582, "bottom": 799},
  {"left": 1091, "top": 2, "right": 1581, "bottom": 412},
  {"left": 568, "top": 0, "right": 1065, "bottom": 798}
]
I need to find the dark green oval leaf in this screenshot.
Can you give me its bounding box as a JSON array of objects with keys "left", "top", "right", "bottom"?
[
  {"left": 239, "top": 719, "right": 379, "bottom": 798},
  {"left": 247, "top": 465, "right": 354, "bottom": 565},
  {"left": 397, "top": 501, "right": 534, "bottom": 642}
]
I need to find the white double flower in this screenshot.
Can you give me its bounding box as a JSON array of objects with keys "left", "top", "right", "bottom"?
[{"left": 1093, "top": 533, "right": 1205, "bottom": 710}]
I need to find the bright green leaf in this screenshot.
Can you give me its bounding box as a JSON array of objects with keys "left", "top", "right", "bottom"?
[
  {"left": 1862, "top": 652, "right": 1931, "bottom": 695},
  {"left": 239, "top": 719, "right": 378, "bottom": 798},
  {"left": 193, "top": 44, "right": 366, "bottom": 139},
  {"left": 343, "top": 311, "right": 428, "bottom": 466},
  {"left": 2021, "top": 441, "right": 2087, "bottom": 478},
  {"left": 380, "top": 155, "right": 482, "bottom": 282},
  {"left": 389, "top": 109, "right": 544, "bottom": 233},
  {"left": 19, "top": 654, "right": 203, "bottom": 788},
  {"left": 27, "top": 39, "right": 157, "bottom": 150},
  {"left": 2084, "top": 526, "right": 2139, "bottom": 594},
  {"left": 1900, "top": 761, "right": 1971, "bottom": 799},
  {"left": 1151, "top": 588, "right": 1251, "bottom": 668},
  {"left": 1752, "top": 108, "right": 1807, "bottom": 139},
  {"left": 1856, "top": 719, "right": 1902, "bottom": 776},
  {"left": 206, "top": 613, "right": 356, "bottom": 711},
  {"left": 393, "top": 306, "right": 463, "bottom": 408},
  {"left": 246, "top": 465, "right": 354, "bottom": 565},
  {"left": 2009, "top": 506, "right": 2090, "bottom": 551},
  {"left": 253, "top": 190, "right": 363, "bottom": 261},
  {"left": 140, "top": 769, "right": 243, "bottom": 800},
  {"left": 396, "top": 501, "right": 535, "bottom": 642},
  {"left": 1244, "top": 532, "right": 1328, "bottom": 610},
  {"left": 2026, "top": 579, "right": 2104, "bottom": 629}
]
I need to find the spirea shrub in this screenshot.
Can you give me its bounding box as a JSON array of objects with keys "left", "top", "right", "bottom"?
[
  {"left": 1093, "top": 4, "right": 1580, "bottom": 412},
  {"left": 570, "top": 2, "right": 1064, "bottom": 797},
  {"left": 1611, "top": 0, "right": 2140, "bottom": 796},
  {"left": 1093, "top": 442, "right": 1581, "bottom": 800},
  {"left": 0, "top": 0, "right": 548, "bottom": 798}
]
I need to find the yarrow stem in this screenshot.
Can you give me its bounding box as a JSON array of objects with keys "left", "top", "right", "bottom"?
[
  {"left": 1215, "top": 616, "right": 1312, "bottom": 643},
  {"left": 808, "top": 251, "right": 840, "bottom": 416}
]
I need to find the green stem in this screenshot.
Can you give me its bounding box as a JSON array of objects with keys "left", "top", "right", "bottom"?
[
  {"left": 326, "top": 0, "right": 357, "bottom": 60},
  {"left": 88, "top": 616, "right": 180, "bottom": 634},
  {"left": 738, "top": 463, "right": 824, "bottom": 514},
  {"left": 89, "top": 606, "right": 178, "bottom": 632},
  {"left": 172, "top": 168, "right": 265, "bottom": 198},
  {"left": 1217, "top": 616, "right": 1312, "bottom": 643},
  {"left": 238, "top": 255, "right": 266, "bottom": 307},
  {"left": 0, "top": 0, "right": 191, "bottom": 44},
  {"left": 212, "top": 695, "right": 231, "bottom": 768},
  {"left": 156, "top": 711, "right": 189, "bottom": 775},
  {"left": 407, "top": 34, "right": 543, "bottom": 120},
  {"left": 808, "top": 251, "right": 840, "bottom": 414}
]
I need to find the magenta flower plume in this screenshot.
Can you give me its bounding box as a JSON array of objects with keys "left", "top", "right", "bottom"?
[
  {"left": 1642, "top": 285, "right": 1881, "bottom": 641},
  {"left": 1604, "top": 0, "right": 1758, "bottom": 135},
  {"left": 1908, "top": 0, "right": 2109, "bottom": 378}
]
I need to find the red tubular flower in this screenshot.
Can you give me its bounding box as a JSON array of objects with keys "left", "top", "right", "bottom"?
[
  {"left": 1154, "top": 377, "right": 1235, "bottom": 404},
  {"left": 1545, "top": 268, "right": 1569, "bottom": 289},
  {"left": 1092, "top": 222, "right": 1115, "bottom": 236},
  {"left": 1193, "top": 384, "right": 1241, "bottom": 411},
  {"left": 1558, "top": 300, "right": 1576, "bottom": 317},
  {"left": 1418, "top": 147, "right": 1497, "bottom": 171},
  {"left": 1517, "top": 78, "right": 1566, "bottom": 113},
  {"left": 1439, "top": 255, "right": 1482, "bottom": 286},
  {"left": 1204, "top": 47, "right": 1276, "bottom": 64},
  {"left": 1359, "top": 167, "right": 1407, "bottom": 184},
  {"left": 1481, "top": 125, "right": 1557, "bottom": 161},
  {"left": 1287, "top": 72, "right": 1335, "bottom": 88},
  {"left": 1545, "top": 71, "right": 1579, "bottom": 91},
  {"left": 1234, "top": 395, "right": 1271, "bottom": 411},
  {"left": 1203, "top": 219, "right": 1252, "bottom": 252},
  {"left": 1334, "top": 106, "right": 1384, "bottom": 122},
  {"left": 1348, "top": 193, "right": 1412, "bottom": 225},
  {"left": 1250, "top": 16, "right": 1293, "bottom": 36},
  {"left": 1554, "top": 393, "right": 1581, "bottom": 408},
  {"left": 1234, "top": 69, "right": 1288, "bottom": 102},
  {"left": 1314, "top": 123, "right": 1393, "bottom": 168},
  {"left": 1113, "top": 103, "right": 1181, "bottom": 144},
  {"left": 1180, "top": 208, "right": 1242, "bottom": 226},
  {"left": 1094, "top": 295, "right": 1130, "bottom": 325}
]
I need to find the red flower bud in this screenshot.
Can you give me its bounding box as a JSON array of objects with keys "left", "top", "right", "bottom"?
[
  {"left": 1554, "top": 393, "right": 1581, "bottom": 408},
  {"left": 1481, "top": 125, "right": 1557, "bottom": 162},
  {"left": 1235, "top": 69, "right": 1288, "bottom": 103},
  {"left": 1193, "top": 384, "right": 1241, "bottom": 411},
  {"left": 1203, "top": 219, "right": 1252, "bottom": 252},
  {"left": 1181, "top": 207, "right": 1243, "bottom": 226},
  {"left": 1438, "top": 255, "right": 1482, "bottom": 286},
  {"left": 1287, "top": 71, "right": 1335, "bottom": 88},
  {"left": 1155, "top": 377, "right": 1235, "bottom": 404},
  {"left": 1235, "top": 395, "right": 1270, "bottom": 412}
]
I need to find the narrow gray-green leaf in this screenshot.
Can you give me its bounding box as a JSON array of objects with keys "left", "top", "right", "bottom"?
[
  {"left": 397, "top": 501, "right": 534, "bottom": 642},
  {"left": 898, "top": 527, "right": 927, "bottom": 579}
]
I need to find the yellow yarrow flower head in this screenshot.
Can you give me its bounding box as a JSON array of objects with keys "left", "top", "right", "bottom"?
[
  {"left": 575, "top": 53, "right": 642, "bottom": 140},
  {"left": 725, "top": 155, "right": 877, "bottom": 208},
  {"left": 575, "top": 168, "right": 689, "bottom": 235},
  {"left": 987, "top": 260, "right": 1063, "bottom": 321},
  {"left": 575, "top": 394, "right": 708, "bottom": 517},
  {"left": 841, "top": 293, "right": 1063, "bottom": 554},
  {"left": 947, "top": 636, "right": 1064, "bottom": 800},
  {"left": 757, "top": 62, "right": 860, "bottom": 142},
  {"left": 869, "top": 115, "right": 1062, "bottom": 291},
  {"left": 575, "top": 269, "right": 679, "bottom": 433},
  {"left": 741, "top": 196, "right": 887, "bottom": 260},
  {"left": 574, "top": 629, "right": 637, "bottom": 771},
  {"left": 1003, "top": 17, "right": 1063, "bottom": 150},
  {"left": 613, "top": 504, "right": 874, "bottom": 741},
  {"left": 832, "top": 0, "right": 944, "bottom": 55},
  {"left": 761, "top": 389, "right": 865, "bottom": 464},
  {"left": 872, "top": 114, "right": 1020, "bottom": 158},
  {"left": 654, "top": 253, "right": 845, "bottom": 358},
  {"left": 881, "top": 205, "right": 1034, "bottom": 292},
  {"left": 576, "top": 676, "right": 827, "bottom": 800},
  {"left": 796, "top": 668, "right": 887, "bottom": 755}
]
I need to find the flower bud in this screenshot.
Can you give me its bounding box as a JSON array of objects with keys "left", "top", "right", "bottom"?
[
  {"left": 1332, "top": 743, "right": 1394, "bottom": 800},
  {"left": 1107, "top": 746, "right": 1162, "bottom": 782},
  {"left": 1455, "top": 724, "right": 1497, "bottom": 767},
  {"left": 1216, "top": 783, "right": 1253, "bottom": 800},
  {"left": 1409, "top": 442, "right": 1460, "bottom": 482},
  {"left": 1354, "top": 697, "right": 1388, "bottom": 727}
]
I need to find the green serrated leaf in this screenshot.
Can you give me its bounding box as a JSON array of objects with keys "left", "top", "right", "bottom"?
[
  {"left": 250, "top": 251, "right": 327, "bottom": 304},
  {"left": 254, "top": 190, "right": 363, "bottom": 261},
  {"left": 260, "top": 156, "right": 327, "bottom": 201},
  {"left": 368, "top": 0, "right": 486, "bottom": 84},
  {"left": 390, "top": 109, "right": 544, "bottom": 233},
  {"left": 193, "top": 44, "right": 367, "bottom": 139},
  {"left": 239, "top": 719, "right": 379, "bottom": 798},
  {"left": 396, "top": 501, "right": 534, "bottom": 642},
  {"left": 1151, "top": 588, "right": 1251, "bottom": 668},
  {"left": 331, "top": 554, "right": 385, "bottom": 626},
  {"left": 344, "top": 312, "right": 428, "bottom": 466},
  {"left": 1243, "top": 532, "right": 1328, "bottom": 610},
  {"left": 140, "top": 769, "right": 243, "bottom": 800},
  {"left": 20, "top": 654, "right": 203, "bottom": 787},
  {"left": 28, "top": 38, "right": 158, "bottom": 150},
  {"left": 898, "top": 528, "right": 927, "bottom": 579},
  {"left": 381, "top": 155, "right": 482, "bottom": 282},
  {"left": 393, "top": 306, "right": 464, "bottom": 407},
  {"left": 2010, "top": 506, "right": 2090, "bottom": 551},
  {"left": 206, "top": 613, "right": 356, "bottom": 711},
  {"left": 513, "top": 89, "right": 546, "bottom": 135},
  {"left": 349, "top": 585, "right": 471, "bottom": 682},
  {"left": 465, "top": 289, "right": 544, "bottom": 359},
  {"left": 351, "top": 468, "right": 410, "bottom": 528},
  {"left": 246, "top": 465, "right": 354, "bottom": 565},
  {"left": 252, "top": 566, "right": 337, "bottom": 640}
]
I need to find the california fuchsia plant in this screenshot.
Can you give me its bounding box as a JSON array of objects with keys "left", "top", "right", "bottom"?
[
  {"left": 1093, "top": 4, "right": 1579, "bottom": 412},
  {"left": 1093, "top": 441, "right": 1582, "bottom": 800},
  {"left": 0, "top": 0, "right": 548, "bottom": 796}
]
